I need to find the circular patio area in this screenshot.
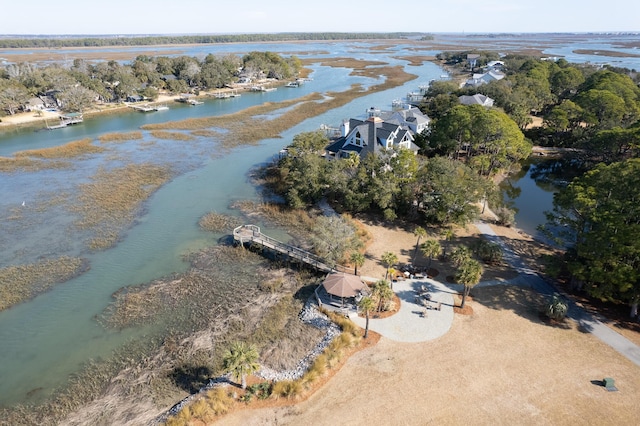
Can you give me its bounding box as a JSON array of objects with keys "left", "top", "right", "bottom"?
[{"left": 350, "top": 278, "right": 455, "bottom": 343}]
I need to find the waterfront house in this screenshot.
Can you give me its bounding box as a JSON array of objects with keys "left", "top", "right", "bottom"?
[
  {"left": 25, "top": 97, "right": 45, "bottom": 112},
  {"left": 458, "top": 94, "right": 495, "bottom": 107},
  {"left": 325, "top": 107, "right": 423, "bottom": 160},
  {"left": 464, "top": 70, "right": 505, "bottom": 88}
]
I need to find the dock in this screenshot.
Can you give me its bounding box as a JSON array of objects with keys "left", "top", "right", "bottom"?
[
  {"left": 46, "top": 112, "right": 83, "bottom": 129},
  {"left": 233, "top": 224, "right": 350, "bottom": 274},
  {"left": 129, "top": 104, "right": 169, "bottom": 112}
]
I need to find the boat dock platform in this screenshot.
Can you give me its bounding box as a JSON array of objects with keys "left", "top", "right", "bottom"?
[
  {"left": 233, "top": 224, "right": 350, "bottom": 274},
  {"left": 46, "top": 113, "right": 83, "bottom": 129}
]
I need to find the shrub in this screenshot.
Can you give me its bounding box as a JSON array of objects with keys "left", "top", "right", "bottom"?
[
  {"left": 204, "top": 387, "right": 235, "bottom": 415},
  {"left": 494, "top": 206, "right": 516, "bottom": 227},
  {"left": 271, "top": 380, "right": 302, "bottom": 399},
  {"left": 544, "top": 294, "right": 569, "bottom": 321}
]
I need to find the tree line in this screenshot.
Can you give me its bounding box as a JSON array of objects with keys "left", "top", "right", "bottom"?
[
  {"left": 0, "top": 51, "right": 301, "bottom": 114},
  {"left": 272, "top": 53, "right": 640, "bottom": 318},
  {"left": 0, "top": 33, "right": 425, "bottom": 49}
]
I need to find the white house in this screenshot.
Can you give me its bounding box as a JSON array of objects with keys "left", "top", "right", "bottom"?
[
  {"left": 465, "top": 70, "right": 505, "bottom": 87},
  {"left": 458, "top": 94, "right": 495, "bottom": 107}
]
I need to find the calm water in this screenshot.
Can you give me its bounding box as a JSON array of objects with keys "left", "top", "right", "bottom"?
[
  {"left": 0, "top": 44, "right": 444, "bottom": 406},
  {"left": 0, "top": 36, "right": 631, "bottom": 407}
]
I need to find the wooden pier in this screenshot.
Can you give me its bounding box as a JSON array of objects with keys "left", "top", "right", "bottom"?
[
  {"left": 233, "top": 224, "right": 351, "bottom": 274},
  {"left": 46, "top": 112, "right": 83, "bottom": 129}
]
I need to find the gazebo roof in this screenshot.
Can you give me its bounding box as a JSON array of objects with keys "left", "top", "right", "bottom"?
[{"left": 322, "top": 272, "right": 366, "bottom": 298}]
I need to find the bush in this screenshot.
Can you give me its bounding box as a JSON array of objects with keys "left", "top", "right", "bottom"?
[
  {"left": 204, "top": 387, "right": 235, "bottom": 415},
  {"left": 494, "top": 206, "right": 516, "bottom": 227},
  {"left": 272, "top": 380, "right": 302, "bottom": 399},
  {"left": 544, "top": 294, "right": 568, "bottom": 321}
]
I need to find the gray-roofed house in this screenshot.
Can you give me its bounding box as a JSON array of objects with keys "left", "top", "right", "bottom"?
[
  {"left": 458, "top": 94, "right": 495, "bottom": 107},
  {"left": 325, "top": 107, "right": 423, "bottom": 160},
  {"left": 465, "top": 70, "right": 505, "bottom": 88}
]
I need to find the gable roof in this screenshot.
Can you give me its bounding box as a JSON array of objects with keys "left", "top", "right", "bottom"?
[{"left": 458, "top": 94, "right": 494, "bottom": 107}]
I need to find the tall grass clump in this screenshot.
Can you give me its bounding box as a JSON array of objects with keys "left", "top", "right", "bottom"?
[
  {"left": 15, "top": 138, "right": 104, "bottom": 158},
  {"left": 72, "top": 163, "right": 172, "bottom": 248},
  {"left": 98, "top": 131, "right": 143, "bottom": 143},
  {"left": 0, "top": 256, "right": 88, "bottom": 311},
  {"left": 271, "top": 380, "right": 303, "bottom": 399},
  {"left": 198, "top": 212, "right": 242, "bottom": 233},
  {"left": 150, "top": 130, "right": 195, "bottom": 141}
]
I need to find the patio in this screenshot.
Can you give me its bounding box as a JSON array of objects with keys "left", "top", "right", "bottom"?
[{"left": 350, "top": 277, "right": 455, "bottom": 343}]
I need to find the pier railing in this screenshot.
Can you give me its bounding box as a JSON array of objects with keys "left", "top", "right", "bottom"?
[{"left": 233, "top": 225, "right": 351, "bottom": 274}]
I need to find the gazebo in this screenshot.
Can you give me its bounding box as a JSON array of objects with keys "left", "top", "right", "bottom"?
[{"left": 320, "top": 272, "right": 368, "bottom": 308}]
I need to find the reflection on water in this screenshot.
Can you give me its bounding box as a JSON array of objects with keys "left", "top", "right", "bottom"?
[{"left": 501, "top": 158, "right": 587, "bottom": 241}]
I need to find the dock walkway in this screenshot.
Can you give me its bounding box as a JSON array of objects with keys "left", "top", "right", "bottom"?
[{"left": 233, "top": 224, "right": 350, "bottom": 274}]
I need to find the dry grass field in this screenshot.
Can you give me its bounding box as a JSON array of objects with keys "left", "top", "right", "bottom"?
[{"left": 214, "top": 219, "right": 640, "bottom": 425}]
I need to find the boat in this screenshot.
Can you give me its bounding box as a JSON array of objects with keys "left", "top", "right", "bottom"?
[
  {"left": 250, "top": 85, "right": 276, "bottom": 92},
  {"left": 188, "top": 99, "right": 204, "bottom": 105},
  {"left": 285, "top": 81, "right": 300, "bottom": 88},
  {"left": 154, "top": 105, "right": 169, "bottom": 111}
]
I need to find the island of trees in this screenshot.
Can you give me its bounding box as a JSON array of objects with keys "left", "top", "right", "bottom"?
[{"left": 0, "top": 50, "right": 301, "bottom": 115}]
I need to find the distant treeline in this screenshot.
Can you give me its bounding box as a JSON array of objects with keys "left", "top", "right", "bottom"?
[{"left": 0, "top": 33, "right": 429, "bottom": 48}]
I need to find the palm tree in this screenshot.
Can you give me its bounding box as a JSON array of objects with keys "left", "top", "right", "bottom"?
[
  {"left": 371, "top": 279, "right": 394, "bottom": 312},
  {"left": 441, "top": 228, "right": 455, "bottom": 260},
  {"left": 358, "top": 296, "right": 376, "bottom": 338},
  {"left": 350, "top": 251, "right": 365, "bottom": 275},
  {"left": 450, "top": 245, "right": 471, "bottom": 268},
  {"left": 381, "top": 251, "right": 398, "bottom": 280},
  {"left": 420, "top": 239, "right": 441, "bottom": 269},
  {"left": 412, "top": 226, "right": 427, "bottom": 264},
  {"left": 455, "top": 258, "right": 483, "bottom": 309},
  {"left": 222, "top": 341, "right": 260, "bottom": 390}
]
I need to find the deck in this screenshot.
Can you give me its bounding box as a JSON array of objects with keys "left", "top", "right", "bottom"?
[{"left": 233, "top": 224, "right": 351, "bottom": 274}]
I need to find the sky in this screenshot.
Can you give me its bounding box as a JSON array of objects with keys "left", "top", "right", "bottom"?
[{"left": 1, "top": 0, "right": 638, "bottom": 35}]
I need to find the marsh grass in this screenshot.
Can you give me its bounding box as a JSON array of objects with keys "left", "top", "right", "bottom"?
[
  {"left": 149, "top": 130, "right": 195, "bottom": 141},
  {"left": 0, "top": 156, "right": 69, "bottom": 172},
  {"left": 230, "top": 201, "right": 316, "bottom": 241},
  {"left": 140, "top": 60, "right": 415, "bottom": 151},
  {"left": 71, "top": 163, "right": 172, "bottom": 251},
  {"left": 198, "top": 212, "right": 243, "bottom": 233},
  {"left": 190, "top": 129, "right": 222, "bottom": 138},
  {"left": 15, "top": 138, "right": 105, "bottom": 159},
  {"left": 98, "top": 131, "right": 143, "bottom": 143},
  {"left": 0, "top": 256, "right": 88, "bottom": 311}
]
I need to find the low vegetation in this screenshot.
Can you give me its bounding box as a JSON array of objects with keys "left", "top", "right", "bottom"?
[
  {"left": 0, "top": 256, "right": 88, "bottom": 311},
  {"left": 98, "top": 131, "right": 143, "bottom": 143},
  {"left": 14, "top": 138, "right": 105, "bottom": 159},
  {"left": 198, "top": 212, "right": 243, "bottom": 233},
  {"left": 71, "top": 163, "right": 173, "bottom": 250}
]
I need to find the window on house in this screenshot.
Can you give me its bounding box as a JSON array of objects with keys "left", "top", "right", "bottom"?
[{"left": 386, "top": 139, "right": 393, "bottom": 149}]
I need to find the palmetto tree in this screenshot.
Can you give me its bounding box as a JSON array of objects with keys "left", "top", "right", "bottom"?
[
  {"left": 381, "top": 251, "right": 398, "bottom": 280},
  {"left": 421, "top": 239, "right": 441, "bottom": 269},
  {"left": 412, "top": 226, "right": 427, "bottom": 264},
  {"left": 450, "top": 245, "right": 471, "bottom": 268},
  {"left": 371, "top": 279, "right": 394, "bottom": 312},
  {"left": 455, "top": 258, "right": 483, "bottom": 309},
  {"left": 222, "top": 341, "right": 260, "bottom": 390},
  {"left": 350, "top": 251, "right": 365, "bottom": 275},
  {"left": 441, "top": 228, "right": 455, "bottom": 260},
  {"left": 358, "top": 296, "right": 376, "bottom": 338}
]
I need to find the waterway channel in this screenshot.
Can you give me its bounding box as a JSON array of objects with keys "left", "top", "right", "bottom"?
[{"left": 0, "top": 46, "right": 444, "bottom": 407}]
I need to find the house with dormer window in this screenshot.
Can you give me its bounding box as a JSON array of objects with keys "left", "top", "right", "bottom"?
[{"left": 325, "top": 106, "right": 423, "bottom": 160}]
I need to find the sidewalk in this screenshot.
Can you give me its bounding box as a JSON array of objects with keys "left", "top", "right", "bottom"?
[{"left": 475, "top": 221, "right": 640, "bottom": 368}]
